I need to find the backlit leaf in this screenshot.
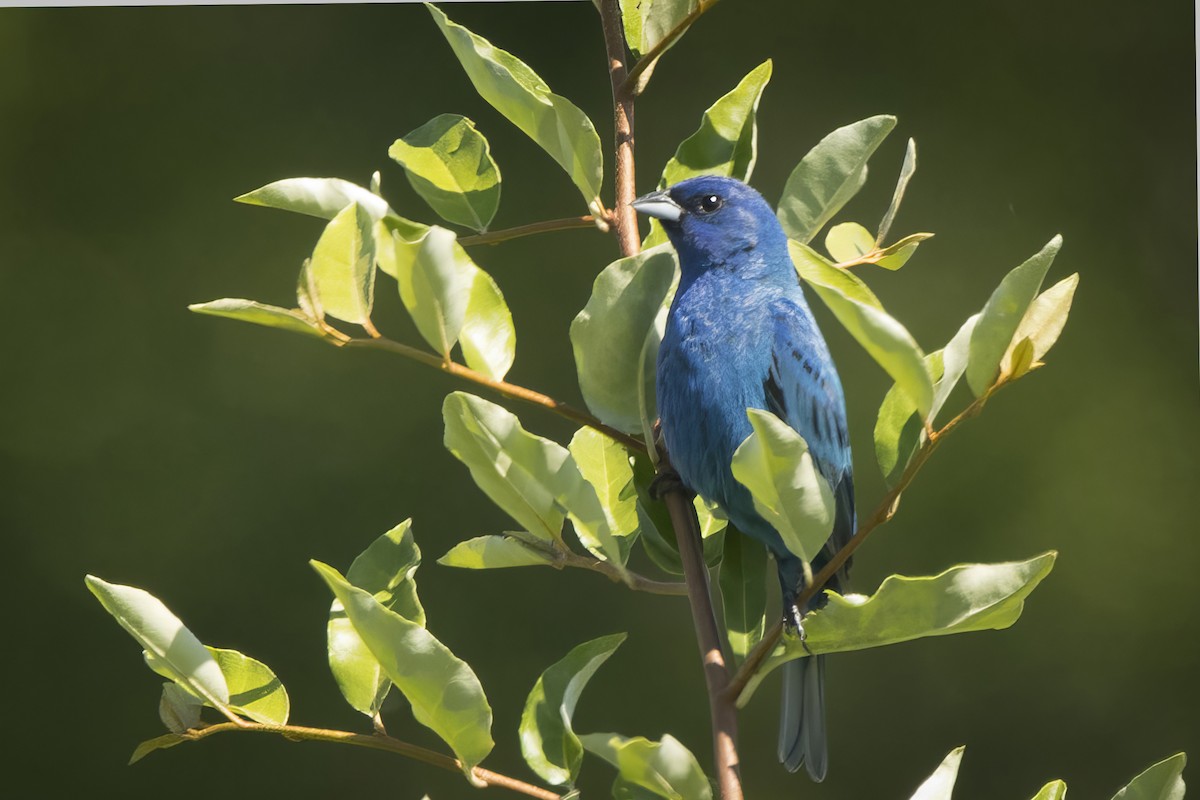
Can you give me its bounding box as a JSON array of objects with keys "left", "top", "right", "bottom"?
[
  {"left": 909, "top": 747, "right": 965, "bottom": 800},
  {"left": 439, "top": 534, "right": 559, "bottom": 569},
  {"left": 308, "top": 202, "right": 376, "bottom": 326},
  {"left": 876, "top": 137, "right": 917, "bottom": 244},
  {"left": 581, "top": 732, "right": 712, "bottom": 800},
  {"left": 1110, "top": 753, "right": 1186, "bottom": 800},
  {"left": 188, "top": 299, "right": 328, "bottom": 340},
  {"left": 234, "top": 176, "right": 391, "bottom": 221},
  {"left": 389, "top": 114, "right": 500, "bottom": 232}
]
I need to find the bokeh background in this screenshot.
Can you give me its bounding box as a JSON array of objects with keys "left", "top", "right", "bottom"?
[{"left": 2, "top": 1, "right": 1196, "bottom": 798}]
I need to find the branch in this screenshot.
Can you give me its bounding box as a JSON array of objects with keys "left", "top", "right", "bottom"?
[
  {"left": 343, "top": 336, "right": 646, "bottom": 455},
  {"left": 600, "top": 2, "right": 743, "bottom": 797},
  {"left": 459, "top": 216, "right": 602, "bottom": 247},
  {"left": 560, "top": 550, "right": 689, "bottom": 596},
  {"left": 175, "top": 722, "right": 560, "bottom": 800},
  {"left": 724, "top": 390, "right": 994, "bottom": 701},
  {"left": 620, "top": 0, "right": 719, "bottom": 97}
]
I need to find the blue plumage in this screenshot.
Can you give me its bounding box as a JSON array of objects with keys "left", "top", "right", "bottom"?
[{"left": 632, "top": 176, "right": 855, "bottom": 782}]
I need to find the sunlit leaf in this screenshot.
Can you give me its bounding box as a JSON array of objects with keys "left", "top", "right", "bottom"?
[
  {"left": 999, "top": 273, "right": 1079, "bottom": 376},
  {"left": 208, "top": 647, "right": 290, "bottom": 726},
  {"left": 439, "top": 534, "right": 558, "bottom": 569},
  {"left": 571, "top": 245, "right": 678, "bottom": 434},
  {"left": 737, "top": 553, "right": 1057, "bottom": 705},
  {"left": 312, "top": 560, "right": 494, "bottom": 775},
  {"left": 789, "top": 241, "right": 882, "bottom": 309},
  {"left": 521, "top": 634, "right": 627, "bottom": 786},
  {"left": 731, "top": 409, "right": 835, "bottom": 562},
  {"left": 874, "top": 351, "right": 941, "bottom": 481},
  {"left": 428, "top": 3, "right": 603, "bottom": 212},
  {"left": 825, "top": 221, "right": 876, "bottom": 263},
  {"left": 877, "top": 137, "right": 917, "bottom": 244},
  {"left": 460, "top": 267, "right": 517, "bottom": 380},
  {"left": 909, "top": 747, "right": 965, "bottom": 800},
  {"left": 570, "top": 428, "right": 639, "bottom": 541},
  {"left": 777, "top": 115, "right": 897, "bottom": 243},
  {"left": 873, "top": 232, "right": 933, "bottom": 271},
  {"left": 389, "top": 114, "right": 500, "bottom": 232},
  {"left": 308, "top": 202, "right": 376, "bottom": 326},
  {"left": 188, "top": 298, "right": 329, "bottom": 340},
  {"left": 234, "top": 176, "right": 391, "bottom": 221},
  {"left": 1031, "top": 781, "right": 1068, "bottom": 800},
  {"left": 581, "top": 732, "right": 712, "bottom": 800},
  {"left": 85, "top": 576, "right": 230, "bottom": 711},
  {"left": 1111, "top": 753, "right": 1186, "bottom": 800},
  {"left": 718, "top": 532, "right": 768, "bottom": 659},
  {"left": 966, "top": 235, "right": 1062, "bottom": 395}
]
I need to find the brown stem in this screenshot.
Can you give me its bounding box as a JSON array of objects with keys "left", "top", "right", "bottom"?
[
  {"left": 459, "top": 216, "right": 600, "bottom": 247},
  {"left": 561, "top": 551, "right": 688, "bottom": 596},
  {"left": 620, "top": 0, "right": 718, "bottom": 97},
  {"left": 600, "top": 2, "right": 742, "bottom": 796},
  {"left": 182, "top": 722, "right": 560, "bottom": 800},
  {"left": 344, "top": 337, "right": 645, "bottom": 455}
]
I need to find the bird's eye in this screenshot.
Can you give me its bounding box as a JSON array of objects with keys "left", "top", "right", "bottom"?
[{"left": 694, "top": 194, "right": 723, "bottom": 214}]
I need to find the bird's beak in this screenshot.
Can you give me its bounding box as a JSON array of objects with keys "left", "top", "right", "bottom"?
[{"left": 631, "top": 189, "right": 683, "bottom": 222}]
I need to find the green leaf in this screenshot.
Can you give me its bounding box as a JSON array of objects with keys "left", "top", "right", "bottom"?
[
  {"left": 621, "top": 0, "right": 698, "bottom": 58},
  {"left": 234, "top": 176, "right": 391, "bottom": 221},
  {"left": 129, "top": 733, "right": 187, "bottom": 765},
  {"left": 438, "top": 534, "right": 558, "bottom": 569},
  {"left": 877, "top": 137, "right": 917, "bottom": 244},
  {"left": 694, "top": 495, "right": 728, "bottom": 539},
  {"left": 791, "top": 241, "right": 933, "bottom": 416},
  {"left": 777, "top": 115, "right": 897, "bottom": 243},
  {"left": 428, "top": 3, "right": 603, "bottom": 212},
  {"left": 328, "top": 520, "right": 425, "bottom": 717},
  {"left": 581, "top": 733, "right": 712, "bottom": 800},
  {"left": 312, "top": 560, "right": 494, "bottom": 776},
  {"left": 377, "top": 222, "right": 515, "bottom": 378},
  {"left": 209, "top": 647, "right": 290, "bottom": 726},
  {"left": 309, "top": 202, "right": 376, "bottom": 326},
  {"left": 1031, "top": 781, "right": 1068, "bottom": 800},
  {"left": 874, "top": 351, "right": 942, "bottom": 481},
  {"left": 730, "top": 408, "right": 835, "bottom": 562},
  {"left": 1111, "top": 753, "right": 1186, "bottom": 800},
  {"left": 569, "top": 427, "right": 639, "bottom": 543},
  {"left": 718, "top": 532, "right": 768, "bottom": 659},
  {"left": 661, "top": 60, "right": 772, "bottom": 188},
  {"left": 159, "top": 683, "right": 201, "bottom": 733},
  {"left": 789, "top": 240, "right": 883, "bottom": 309},
  {"left": 521, "top": 634, "right": 627, "bottom": 786},
  {"left": 571, "top": 245, "right": 678, "bottom": 434},
  {"left": 187, "top": 298, "right": 328, "bottom": 340},
  {"left": 999, "top": 273, "right": 1079, "bottom": 376},
  {"left": 930, "top": 313, "right": 979, "bottom": 424},
  {"left": 389, "top": 114, "right": 500, "bottom": 232},
  {"left": 737, "top": 553, "right": 1057, "bottom": 705},
  {"left": 874, "top": 232, "right": 933, "bottom": 271},
  {"left": 825, "top": 221, "right": 876, "bottom": 263},
  {"left": 85, "top": 576, "right": 230, "bottom": 711},
  {"left": 909, "top": 747, "right": 965, "bottom": 800},
  {"left": 966, "top": 235, "right": 1062, "bottom": 395}
]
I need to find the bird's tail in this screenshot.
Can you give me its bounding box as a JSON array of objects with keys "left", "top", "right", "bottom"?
[{"left": 778, "top": 654, "right": 828, "bottom": 781}]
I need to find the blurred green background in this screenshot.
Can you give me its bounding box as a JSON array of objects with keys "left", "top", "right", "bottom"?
[{"left": 2, "top": 1, "right": 1196, "bottom": 798}]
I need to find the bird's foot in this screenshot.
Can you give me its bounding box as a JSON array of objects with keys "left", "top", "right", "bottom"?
[
  {"left": 782, "top": 597, "right": 814, "bottom": 656},
  {"left": 648, "top": 468, "right": 693, "bottom": 501}
]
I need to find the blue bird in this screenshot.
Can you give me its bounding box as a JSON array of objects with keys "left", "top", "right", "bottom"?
[{"left": 632, "top": 175, "right": 855, "bottom": 782}]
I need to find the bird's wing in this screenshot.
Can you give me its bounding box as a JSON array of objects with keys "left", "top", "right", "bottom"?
[{"left": 764, "top": 298, "right": 856, "bottom": 574}]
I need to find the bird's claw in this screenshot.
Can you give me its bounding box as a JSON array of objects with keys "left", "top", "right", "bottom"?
[{"left": 782, "top": 600, "right": 815, "bottom": 655}]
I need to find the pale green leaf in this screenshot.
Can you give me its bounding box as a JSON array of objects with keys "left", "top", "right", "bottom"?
[
  {"left": 521, "top": 634, "right": 627, "bottom": 786},
  {"left": 718, "top": 532, "right": 768, "bottom": 659},
  {"left": 930, "top": 314, "right": 979, "bottom": 424},
  {"left": 877, "top": 137, "right": 917, "bottom": 244},
  {"left": 296, "top": 259, "right": 322, "bottom": 321},
  {"left": 309, "top": 202, "right": 376, "bottom": 326},
  {"left": 694, "top": 495, "right": 728, "bottom": 538},
  {"left": 1000, "top": 273, "right": 1079, "bottom": 376},
  {"left": 187, "top": 299, "right": 328, "bottom": 340},
  {"left": 873, "top": 351, "right": 941, "bottom": 481},
  {"left": 737, "top": 553, "right": 1057, "bottom": 705},
  {"left": 825, "top": 222, "right": 876, "bottom": 263},
  {"left": 966, "top": 235, "right": 1062, "bottom": 395},
  {"left": 234, "top": 176, "right": 391, "bottom": 221},
  {"left": 85, "top": 576, "right": 230, "bottom": 711},
  {"left": 661, "top": 59, "right": 772, "bottom": 187},
  {"left": 1031, "top": 781, "right": 1068, "bottom": 800},
  {"left": 439, "top": 534, "right": 558, "bottom": 569},
  {"left": 581, "top": 733, "right": 712, "bottom": 800},
  {"left": 621, "top": 0, "right": 698, "bottom": 58},
  {"left": 792, "top": 241, "right": 933, "bottom": 416},
  {"left": 328, "top": 520, "right": 424, "bottom": 717},
  {"left": 571, "top": 245, "right": 678, "bottom": 434},
  {"left": 428, "top": 4, "right": 602, "bottom": 211},
  {"left": 1111, "top": 753, "right": 1186, "bottom": 800},
  {"left": 789, "top": 240, "right": 882, "bottom": 309},
  {"left": 569, "top": 427, "right": 639, "bottom": 541},
  {"left": 909, "top": 747, "right": 965, "bottom": 800},
  {"left": 209, "top": 647, "right": 290, "bottom": 726},
  {"left": 129, "top": 734, "right": 187, "bottom": 765},
  {"left": 460, "top": 267, "right": 516, "bottom": 381},
  {"left": 159, "top": 683, "right": 201, "bottom": 733},
  {"left": 389, "top": 114, "right": 500, "bottom": 232},
  {"left": 777, "top": 115, "right": 897, "bottom": 243},
  {"left": 873, "top": 232, "right": 933, "bottom": 271},
  {"left": 312, "top": 561, "right": 494, "bottom": 775}
]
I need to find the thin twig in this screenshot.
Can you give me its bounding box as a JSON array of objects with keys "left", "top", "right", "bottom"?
[
  {"left": 560, "top": 551, "right": 688, "bottom": 596},
  {"left": 459, "top": 216, "right": 601, "bottom": 247},
  {"left": 620, "top": 0, "right": 719, "bottom": 96},
  {"left": 179, "top": 722, "right": 560, "bottom": 800},
  {"left": 343, "top": 336, "right": 646, "bottom": 454}
]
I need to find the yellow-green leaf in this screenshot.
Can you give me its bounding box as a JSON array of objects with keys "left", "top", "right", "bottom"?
[{"left": 389, "top": 114, "right": 500, "bottom": 232}]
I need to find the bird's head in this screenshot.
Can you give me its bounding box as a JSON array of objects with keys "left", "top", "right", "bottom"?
[{"left": 631, "top": 176, "right": 789, "bottom": 278}]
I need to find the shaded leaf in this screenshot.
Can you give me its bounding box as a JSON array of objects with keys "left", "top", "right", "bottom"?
[
  {"left": 730, "top": 409, "right": 835, "bottom": 562},
  {"left": 909, "top": 747, "right": 965, "bottom": 800},
  {"left": 312, "top": 561, "right": 494, "bottom": 775},
  {"left": 877, "top": 137, "right": 917, "bottom": 244},
  {"left": 521, "top": 634, "right": 627, "bottom": 786},
  {"left": 966, "top": 235, "right": 1062, "bottom": 395},
  {"left": 1111, "top": 753, "right": 1186, "bottom": 800},
  {"left": 571, "top": 245, "right": 678, "bottom": 434},
  {"left": 234, "top": 176, "right": 391, "bottom": 221},
  {"left": 308, "top": 202, "right": 376, "bottom": 326},
  {"left": 129, "top": 733, "right": 187, "bottom": 765},
  {"left": 777, "top": 115, "right": 897, "bottom": 243},
  {"left": 873, "top": 351, "right": 940, "bottom": 481},
  {"left": 389, "top": 114, "right": 500, "bottom": 232},
  {"left": 718, "top": 532, "right": 768, "bottom": 659},
  {"left": 188, "top": 298, "right": 328, "bottom": 340},
  {"left": 737, "top": 553, "right": 1057, "bottom": 705},
  {"left": 429, "top": 3, "right": 602, "bottom": 211},
  {"left": 439, "top": 534, "right": 558, "bottom": 569},
  {"left": 581, "top": 733, "right": 712, "bottom": 800},
  {"left": 159, "top": 683, "right": 201, "bottom": 733}
]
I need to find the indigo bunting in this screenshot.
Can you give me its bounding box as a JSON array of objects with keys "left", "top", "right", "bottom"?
[{"left": 632, "top": 176, "right": 855, "bottom": 782}]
